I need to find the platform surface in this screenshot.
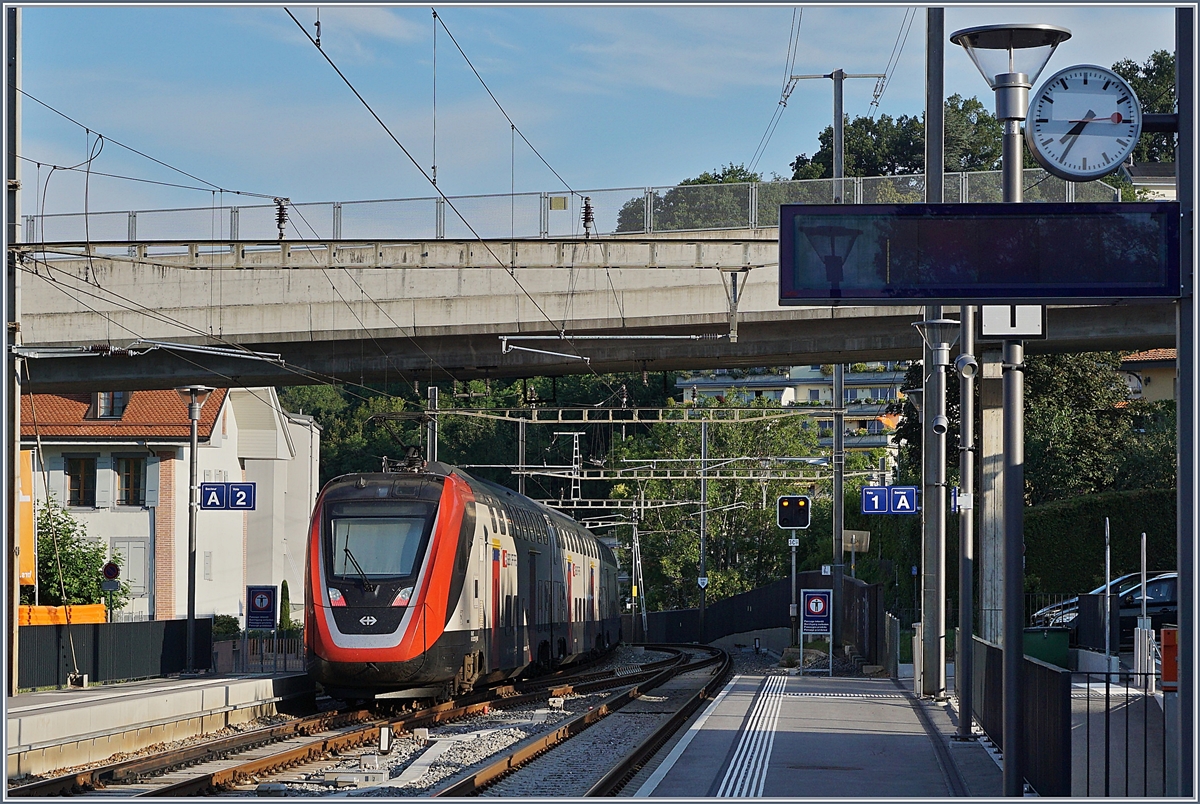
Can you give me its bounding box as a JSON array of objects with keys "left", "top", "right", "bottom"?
[
  {"left": 636, "top": 673, "right": 1002, "bottom": 798},
  {"left": 7, "top": 672, "right": 313, "bottom": 755}
]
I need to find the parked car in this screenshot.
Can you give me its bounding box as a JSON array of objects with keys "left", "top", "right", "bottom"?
[
  {"left": 1116, "top": 572, "right": 1177, "bottom": 645},
  {"left": 1030, "top": 571, "right": 1173, "bottom": 630}
]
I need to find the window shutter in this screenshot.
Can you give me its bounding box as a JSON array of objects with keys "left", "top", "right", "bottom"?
[
  {"left": 144, "top": 457, "right": 160, "bottom": 508},
  {"left": 48, "top": 455, "right": 65, "bottom": 505},
  {"left": 95, "top": 455, "right": 113, "bottom": 509}
]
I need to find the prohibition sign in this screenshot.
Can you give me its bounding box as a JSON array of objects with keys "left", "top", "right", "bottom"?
[
  {"left": 806, "top": 595, "right": 827, "bottom": 616},
  {"left": 254, "top": 592, "right": 271, "bottom": 610}
]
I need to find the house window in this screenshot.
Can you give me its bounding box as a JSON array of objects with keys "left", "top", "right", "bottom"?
[
  {"left": 95, "top": 391, "right": 128, "bottom": 418},
  {"left": 67, "top": 457, "right": 96, "bottom": 507},
  {"left": 809, "top": 389, "right": 821, "bottom": 402},
  {"left": 116, "top": 457, "right": 145, "bottom": 506}
]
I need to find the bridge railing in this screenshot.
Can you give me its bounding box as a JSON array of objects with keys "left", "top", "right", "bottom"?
[{"left": 23, "top": 169, "right": 1120, "bottom": 245}]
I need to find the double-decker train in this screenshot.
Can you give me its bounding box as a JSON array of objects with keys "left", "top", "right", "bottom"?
[{"left": 304, "top": 462, "right": 621, "bottom": 700}]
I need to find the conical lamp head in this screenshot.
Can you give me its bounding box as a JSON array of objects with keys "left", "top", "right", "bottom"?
[{"left": 950, "top": 23, "right": 1071, "bottom": 88}]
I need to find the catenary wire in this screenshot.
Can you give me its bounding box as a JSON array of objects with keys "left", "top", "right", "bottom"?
[
  {"left": 283, "top": 7, "right": 618, "bottom": 396},
  {"left": 749, "top": 8, "right": 803, "bottom": 173}
]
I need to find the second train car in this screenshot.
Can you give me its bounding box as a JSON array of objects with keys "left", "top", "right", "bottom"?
[{"left": 304, "top": 461, "right": 621, "bottom": 700}]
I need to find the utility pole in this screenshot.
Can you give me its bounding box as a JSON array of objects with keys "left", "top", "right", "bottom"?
[
  {"left": 698, "top": 420, "right": 708, "bottom": 642},
  {"left": 791, "top": 70, "right": 885, "bottom": 203},
  {"left": 957, "top": 305, "right": 977, "bottom": 739},
  {"left": 426, "top": 385, "right": 438, "bottom": 463},
  {"left": 5, "top": 5, "right": 20, "bottom": 699},
  {"left": 831, "top": 365, "right": 844, "bottom": 652}
]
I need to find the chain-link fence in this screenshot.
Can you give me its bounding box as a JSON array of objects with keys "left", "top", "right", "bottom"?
[{"left": 24, "top": 169, "right": 1122, "bottom": 244}]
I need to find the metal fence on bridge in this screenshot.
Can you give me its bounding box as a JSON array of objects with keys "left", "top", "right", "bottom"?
[{"left": 24, "top": 169, "right": 1120, "bottom": 245}]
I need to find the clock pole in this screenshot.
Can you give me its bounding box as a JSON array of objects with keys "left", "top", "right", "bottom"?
[{"left": 949, "top": 23, "right": 1070, "bottom": 797}]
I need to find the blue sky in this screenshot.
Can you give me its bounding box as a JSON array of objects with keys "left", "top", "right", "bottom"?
[{"left": 18, "top": 4, "right": 1177, "bottom": 218}]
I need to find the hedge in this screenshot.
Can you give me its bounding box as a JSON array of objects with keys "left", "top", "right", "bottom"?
[{"left": 1024, "top": 488, "right": 1177, "bottom": 594}]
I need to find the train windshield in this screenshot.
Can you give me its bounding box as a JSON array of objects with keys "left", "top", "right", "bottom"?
[{"left": 328, "top": 502, "right": 434, "bottom": 580}]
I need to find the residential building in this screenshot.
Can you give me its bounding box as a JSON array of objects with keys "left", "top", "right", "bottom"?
[
  {"left": 20, "top": 388, "right": 319, "bottom": 625},
  {"left": 1127, "top": 162, "right": 1176, "bottom": 201},
  {"left": 1120, "top": 348, "right": 1177, "bottom": 402}
]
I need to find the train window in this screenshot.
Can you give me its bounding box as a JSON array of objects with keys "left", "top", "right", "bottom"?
[
  {"left": 500, "top": 508, "right": 509, "bottom": 536},
  {"left": 329, "top": 511, "right": 429, "bottom": 580},
  {"left": 488, "top": 505, "right": 499, "bottom": 532},
  {"left": 474, "top": 579, "right": 479, "bottom": 599}
]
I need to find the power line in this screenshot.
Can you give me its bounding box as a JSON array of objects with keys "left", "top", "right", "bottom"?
[
  {"left": 432, "top": 8, "right": 576, "bottom": 197},
  {"left": 869, "top": 8, "right": 916, "bottom": 119},
  {"left": 16, "top": 154, "right": 226, "bottom": 194},
  {"left": 282, "top": 7, "right": 618, "bottom": 396},
  {"left": 13, "top": 86, "right": 280, "bottom": 201},
  {"left": 749, "top": 8, "right": 804, "bottom": 174}
]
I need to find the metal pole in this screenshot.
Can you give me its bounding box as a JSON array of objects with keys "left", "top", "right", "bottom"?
[
  {"left": 5, "top": 5, "right": 20, "bottom": 699},
  {"left": 925, "top": 8, "right": 944, "bottom": 205},
  {"left": 832, "top": 364, "right": 844, "bottom": 654},
  {"left": 957, "top": 305, "right": 976, "bottom": 740},
  {"left": 1001, "top": 338, "right": 1024, "bottom": 796},
  {"left": 832, "top": 68, "right": 845, "bottom": 203},
  {"left": 1105, "top": 518, "right": 1112, "bottom": 659},
  {"left": 518, "top": 418, "right": 526, "bottom": 496},
  {"left": 186, "top": 397, "right": 200, "bottom": 674},
  {"left": 427, "top": 385, "right": 438, "bottom": 463},
  {"left": 791, "top": 530, "right": 798, "bottom": 647},
  {"left": 920, "top": 305, "right": 943, "bottom": 698},
  {"left": 1175, "top": 8, "right": 1195, "bottom": 795},
  {"left": 699, "top": 420, "right": 707, "bottom": 642}
]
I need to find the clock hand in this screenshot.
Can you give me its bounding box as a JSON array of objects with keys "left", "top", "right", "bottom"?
[
  {"left": 1058, "top": 109, "right": 1098, "bottom": 144},
  {"left": 1067, "top": 112, "right": 1124, "bottom": 124}
]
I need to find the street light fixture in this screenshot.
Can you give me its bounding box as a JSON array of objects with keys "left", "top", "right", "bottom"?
[
  {"left": 799, "top": 225, "right": 863, "bottom": 298},
  {"left": 950, "top": 22, "right": 1070, "bottom": 797},
  {"left": 175, "top": 385, "right": 213, "bottom": 674}
]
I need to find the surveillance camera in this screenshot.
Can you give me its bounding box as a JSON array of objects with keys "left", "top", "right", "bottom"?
[
  {"left": 955, "top": 354, "right": 979, "bottom": 379},
  {"left": 931, "top": 415, "right": 949, "bottom": 436}
]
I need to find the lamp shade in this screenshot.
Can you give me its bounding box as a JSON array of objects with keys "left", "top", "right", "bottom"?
[
  {"left": 912, "top": 318, "right": 962, "bottom": 350},
  {"left": 175, "top": 385, "right": 214, "bottom": 408},
  {"left": 949, "top": 23, "right": 1071, "bottom": 88}
]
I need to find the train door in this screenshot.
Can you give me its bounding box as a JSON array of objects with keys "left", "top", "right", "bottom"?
[
  {"left": 588, "top": 562, "right": 596, "bottom": 648},
  {"left": 490, "top": 536, "right": 501, "bottom": 671}
]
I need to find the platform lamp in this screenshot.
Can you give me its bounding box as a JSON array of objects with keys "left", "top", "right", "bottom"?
[
  {"left": 950, "top": 22, "right": 1070, "bottom": 797},
  {"left": 176, "top": 385, "right": 213, "bottom": 674},
  {"left": 799, "top": 225, "right": 862, "bottom": 299}
]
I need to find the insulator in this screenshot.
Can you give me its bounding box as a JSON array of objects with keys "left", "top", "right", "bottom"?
[
  {"left": 274, "top": 198, "right": 288, "bottom": 241},
  {"left": 581, "top": 196, "right": 595, "bottom": 239}
]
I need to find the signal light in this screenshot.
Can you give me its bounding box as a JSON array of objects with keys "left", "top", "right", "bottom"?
[{"left": 777, "top": 495, "right": 812, "bottom": 529}]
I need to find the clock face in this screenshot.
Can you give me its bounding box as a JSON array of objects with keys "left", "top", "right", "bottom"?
[{"left": 1025, "top": 65, "right": 1143, "bottom": 182}]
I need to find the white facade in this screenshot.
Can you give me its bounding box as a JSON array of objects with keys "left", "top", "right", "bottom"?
[{"left": 25, "top": 388, "right": 319, "bottom": 627}]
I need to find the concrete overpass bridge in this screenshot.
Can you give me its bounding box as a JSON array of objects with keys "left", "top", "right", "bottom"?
[{"left": 13, "top": 230, "right": 1175, "bottom": 393}]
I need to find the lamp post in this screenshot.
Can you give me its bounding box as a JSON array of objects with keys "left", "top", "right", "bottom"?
[
  {"left": 175, "top": 385, "right": 213, "bottom": 674},
  {"left": 912, "top": 316, "right": 960, "bottom": 701},
  {"left": 950, "top": 22, "right": 1069, "bottom": 797},
  {"left": 800, "top": 226, "right": 862, "bottom": 299}
]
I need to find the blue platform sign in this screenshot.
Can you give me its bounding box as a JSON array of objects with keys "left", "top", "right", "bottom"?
[
  {"left": 200, "top": 482, "right": 257, "bottom": 510},
  {"left": 861, "top": 486, "right": 889, "bottom": 514},
  {"left": 228, "top": 482, "right": 256, "bottom": 510},
  {"left": 801, "top": 589, "right": 833, "bottom": 635},
  {"left": 200, "top": 483, "right": 227, "bottom": 510},
  {"left": 890, "top": 486, "right": 919, "bottom": 514}
]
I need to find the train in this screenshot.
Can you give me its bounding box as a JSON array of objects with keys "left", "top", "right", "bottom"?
[{"left": 304, "top": 461, "right": 622, "bottom": 701}]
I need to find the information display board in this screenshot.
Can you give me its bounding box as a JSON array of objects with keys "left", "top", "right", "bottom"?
[{"left": 779, "top": 202, "right": 1180, "bottom": 304}]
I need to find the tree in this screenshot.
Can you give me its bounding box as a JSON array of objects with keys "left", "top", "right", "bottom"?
[
  {"left": 615, "top": 163, "right": 763, "bottom": 233},
  {"left": 24, "top": 501, "right": 129, "bottom": 609},
  {"left": 1112, "top": 50, "right": 1175, "bottom": 163},
  {"left": 279, "top": 579, "right": 293, "bottom": 633},
  {"left": 790, "top": 95, "right": 1007, "bottom": 181}
]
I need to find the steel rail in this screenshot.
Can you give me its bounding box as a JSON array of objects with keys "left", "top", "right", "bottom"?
[
  {"left": 7, "top": 649, "right": 670, "bottom": 798},
  {"left": 431, "top": 645, "right": 723, "bottom": 797},
  {"left": 584, "top": 648, "right": 732, "bottom": 796}
]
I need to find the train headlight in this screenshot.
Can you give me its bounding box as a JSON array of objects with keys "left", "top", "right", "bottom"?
[
  {"left": 328, "top": 587, "right": 346, "bottom": 607},
  {"left": 393, "top": 586, "right": 414, "bottom": 607}
]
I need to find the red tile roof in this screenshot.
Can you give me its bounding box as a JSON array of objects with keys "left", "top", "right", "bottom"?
[
  {"left": 1122, "top": 349, "right": 1176, "bottom": 364},
  {"left": 21, "top": 389, "right": 227, "bottom": 440}
]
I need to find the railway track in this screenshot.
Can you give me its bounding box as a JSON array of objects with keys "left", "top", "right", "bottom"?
[
  {"left": 7, "top": 647, "right": 689, "bottom": 797},
  {"left": 434, "top": 644, "right": 731, "bottom": 797}
]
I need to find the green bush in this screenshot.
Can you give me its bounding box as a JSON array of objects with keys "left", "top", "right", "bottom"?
[
  {"left": 212, "top": 614, "right": 241, "bottom": 639},
  {"left": 1024, "top": 488, "right": 1176, "bottom": 594}
]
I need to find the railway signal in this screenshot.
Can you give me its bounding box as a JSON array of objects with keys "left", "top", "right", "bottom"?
[{"left": 776, "top": 495, "right": 811, "bottom": 529}]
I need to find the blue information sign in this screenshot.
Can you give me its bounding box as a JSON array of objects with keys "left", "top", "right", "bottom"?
[
  {"left": 200, "top": 483, "right": 227, "bottom": 510},
  {"left": 228, "top": 482, "right": 256, "bottom": 510},
  {"left": 200, "top": 482, "right": 257, "bottom": 510},
  {"left": 890, "top": 486, "right": 919, "bottom": 514},
  {"left": 246, "top": 585, "right": 277, "bottom": 630},
  {"left": 861, "top": 485, "right": 919, "bottom": 514},
  {"left": 801, "top": 589, "right": 833, "bottom": 635},
  {"left": 861, "top": 486, "right": 889, "bottom": 514}
]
